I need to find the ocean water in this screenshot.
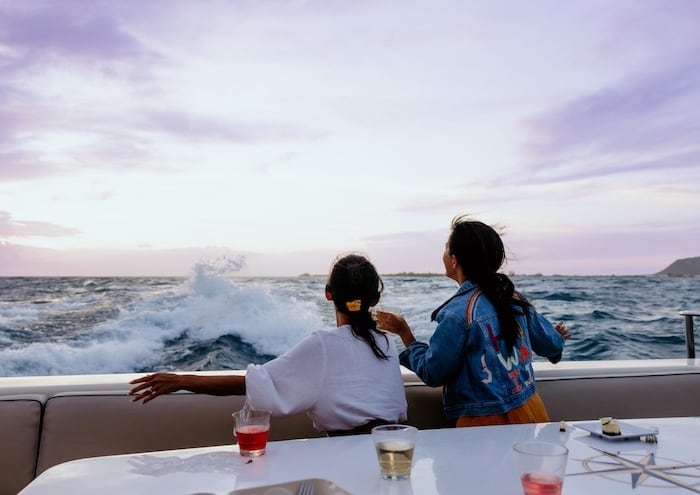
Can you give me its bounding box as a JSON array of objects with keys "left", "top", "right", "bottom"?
[{"left": 0, "top": 262, "right": 698, "bottom": 377}]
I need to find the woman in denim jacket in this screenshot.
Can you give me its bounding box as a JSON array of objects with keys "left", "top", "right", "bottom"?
[{"left": 377, "top": 215, "right": 570, "bottom": 426}]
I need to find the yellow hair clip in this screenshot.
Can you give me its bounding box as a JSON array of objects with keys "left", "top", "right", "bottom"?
[{"left": 345, "top": 299, "right": 362, "bottom": 312}]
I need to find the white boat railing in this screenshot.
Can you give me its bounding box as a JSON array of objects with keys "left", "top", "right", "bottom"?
[{"left": 680, "top": 310, "right": 699, "bottom": 359}]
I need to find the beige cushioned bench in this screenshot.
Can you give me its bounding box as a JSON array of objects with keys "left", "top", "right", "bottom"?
[
  {"left": 4, "top": 361, "right": 700, "bottom": 495},
  {"left": 32, "top": 373, "right": 700, "bottom": 477},
  {"left": 0, "top": 394, "right": 45, "bottom": 495},
  {"left": 537, "top": 372, "right": 700, "bottom": 421},
  {"left": 34, "top": 387, "right": 449, "bottom": 477},
  {"left": 36, "top": 391, "right": 324, "bottom": 476}
]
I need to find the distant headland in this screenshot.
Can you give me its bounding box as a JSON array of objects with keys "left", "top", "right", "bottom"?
[{"left": 657, "top": 256, "right": 700, "bottom": 276}]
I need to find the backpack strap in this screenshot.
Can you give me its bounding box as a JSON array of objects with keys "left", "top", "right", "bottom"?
[
  {"left": 465, "top": 288, "right": 483, "bottom": 325},
  {"left": 430, "top": 287, "right": 484, "bottom": 323}
]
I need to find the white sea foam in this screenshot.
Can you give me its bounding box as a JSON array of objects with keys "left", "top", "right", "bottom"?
[
  {"left": 0, "top": 258, "right": 326, "bottom": 375},
  {"left": 0, "top": 304, "right": 41, "bottom": 327}
]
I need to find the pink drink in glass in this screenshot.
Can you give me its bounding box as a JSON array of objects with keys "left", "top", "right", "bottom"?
[
  {"left": 232, "top": 407, "right": 272, "bottom": 457},
  {"left": 235, "top": 425, "right": 270, "bottom": 456},
  {"left": 520, "top": 472, "right": 563, "bottom": 495}
]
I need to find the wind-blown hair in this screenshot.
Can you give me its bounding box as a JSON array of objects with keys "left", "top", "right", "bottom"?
[
  {"left": 448, "top": 215, "right": 532, "bottom": 354},
  {"left": 326, "top": 253, "right": 389, "bottom": 360}
]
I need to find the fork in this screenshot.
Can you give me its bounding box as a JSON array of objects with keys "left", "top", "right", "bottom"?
[{"left": 297, "top": 479, "right": 314, "bottom": 495}]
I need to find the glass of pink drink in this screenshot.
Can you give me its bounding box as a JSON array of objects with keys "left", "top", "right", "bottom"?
[
  {"left": 233, "top": 408, "right": 272, "bottom": 457},
  {"left": 513, "top": 441, "right": 568, "bottom": 495}
]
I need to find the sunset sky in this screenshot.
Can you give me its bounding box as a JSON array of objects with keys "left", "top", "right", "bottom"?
[{"left": 1, "top": 0, "right": 698, "bottom": 277}]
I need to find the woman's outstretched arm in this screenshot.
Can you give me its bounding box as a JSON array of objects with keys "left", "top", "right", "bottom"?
[{"left": 128, "top": 373, "right": 246, "bottom": 404}]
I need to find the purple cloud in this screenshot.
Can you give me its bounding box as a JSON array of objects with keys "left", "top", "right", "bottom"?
[
  {"left": 140, "top": 110, "right": 323, "bottom": 143},
  {"left": 0, "top": 2, "right": 150, "bottom": 68},
  {"left": 524, "top": 64, "right": 697, "bottom": 158},
  {"left": 0, "top": 152, "right": 62, "bottom": 180},
  {"left": 516, "top": 0, "right": 700, "bottom": 185},
  {"left": 520, "top": 56, "right": 700, "bottom": 182},
  {"left": 515, "top": 147, "right": 700, "bottom": 185},
  {"left": 0, "top": 211, "right": 80, "bottom": 238},
  {"left": 0, "top": 84, "right": 27, "bottom": 124}
]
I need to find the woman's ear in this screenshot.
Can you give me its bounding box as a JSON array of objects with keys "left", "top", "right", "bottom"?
[{"left": 325, "top": 286, "right": 333, "bottom": 301}]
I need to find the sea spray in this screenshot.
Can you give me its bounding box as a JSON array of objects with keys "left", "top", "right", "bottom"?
[
  {"left": 188, "top": 255, "right": 247, "bottom": 297},
  {"left": 0, "top": 258, "right": 325, "bottom": 376}
]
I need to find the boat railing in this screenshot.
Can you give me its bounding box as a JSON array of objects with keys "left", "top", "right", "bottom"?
[{"left": 680, "top": 310, "right": 699, "bottom": 359}]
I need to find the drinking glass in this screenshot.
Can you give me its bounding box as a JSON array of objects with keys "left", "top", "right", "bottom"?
[
  {"left": 371, "top": 305, "right": 403, "bottom": 332},
  {"left": 371, "top": 424, "right": 417, "bottom": 480},
  {"left": 232, "top": 407, "right": 272, "bottom": 457},
  {"left": 371, "top": 304, "right": 403, "bottom": 318},
  {"left": 513, "top": 441, "right": 568, "bottom": 495}
]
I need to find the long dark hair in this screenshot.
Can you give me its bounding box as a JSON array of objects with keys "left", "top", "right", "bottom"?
[
  {"left": 448, "top": 215, "right": 531, "bottom": 354},
  {"left": 326, "top": 253, "right": 389, "bottom": 360}
]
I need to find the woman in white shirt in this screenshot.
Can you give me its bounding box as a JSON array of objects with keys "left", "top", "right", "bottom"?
[{"left": 128, "top": 254, "right": 407, "bottom": 435}]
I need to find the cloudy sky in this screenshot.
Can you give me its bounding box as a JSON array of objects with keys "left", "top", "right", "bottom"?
[{"left": 1, "top": 0, "right": 698, "bottom": 277}]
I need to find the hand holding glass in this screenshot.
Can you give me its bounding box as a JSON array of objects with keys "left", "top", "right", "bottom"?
[
  {"left": 513, "top": 441, "right": 568, "bottom": 495},
  {"left": 371, "top": 305, "right": 404, "bottom": 332},
  {"left": 371, "top": 304, "right": 402, "bottom": 318},
  {"left": 233, "top": 408, "right": 271, "bottom": 457}
]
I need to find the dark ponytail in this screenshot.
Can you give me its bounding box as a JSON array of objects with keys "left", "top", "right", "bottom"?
[
  {"left": 327, "top": 254, "right": 389, "bottom": 360},
  {"left": 448, "top": 216, "right": 531, "bottom": 355}
]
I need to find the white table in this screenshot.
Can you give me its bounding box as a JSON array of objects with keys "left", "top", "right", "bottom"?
[{"left": 19, "top": 417, "right": 700, "bottom": 495}]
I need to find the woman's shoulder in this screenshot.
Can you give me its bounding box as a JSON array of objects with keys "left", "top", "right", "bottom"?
[
  {"left": 439, "top": 287, "right": 479, "bottom": 314},
  {"left": 307, "top": 325, "right": 363, "bottom": 345},
  {"left": 283, "top": 328, "right": 331, "bottom": 354},
  {"left": 439, "top": 288, "right": 500, "bottom": 327},
  {"left": 318, "top": 325, "right": 396, "bottom": 354}
]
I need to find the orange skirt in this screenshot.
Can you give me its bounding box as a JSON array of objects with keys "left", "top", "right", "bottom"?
[{"left": 455, "top": 392, "right": 550, "bottom": 428}]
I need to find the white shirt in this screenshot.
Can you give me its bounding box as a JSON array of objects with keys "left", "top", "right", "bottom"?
[{"left": 245, "top": 324, "right": 408, "bottom": 432}]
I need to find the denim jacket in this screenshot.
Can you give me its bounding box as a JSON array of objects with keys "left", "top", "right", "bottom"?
[{"left": 400, "top": 280, "right": 565, "bottom": 420}]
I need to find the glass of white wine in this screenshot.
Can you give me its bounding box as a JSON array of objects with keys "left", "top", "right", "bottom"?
[{"left": 371, "top": 424, "right": 417, "bottom": 480}]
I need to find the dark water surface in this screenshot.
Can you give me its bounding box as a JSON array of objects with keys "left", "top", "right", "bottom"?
[{"left": 1, "top": 271, "right": 698, "bottom": 376}]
